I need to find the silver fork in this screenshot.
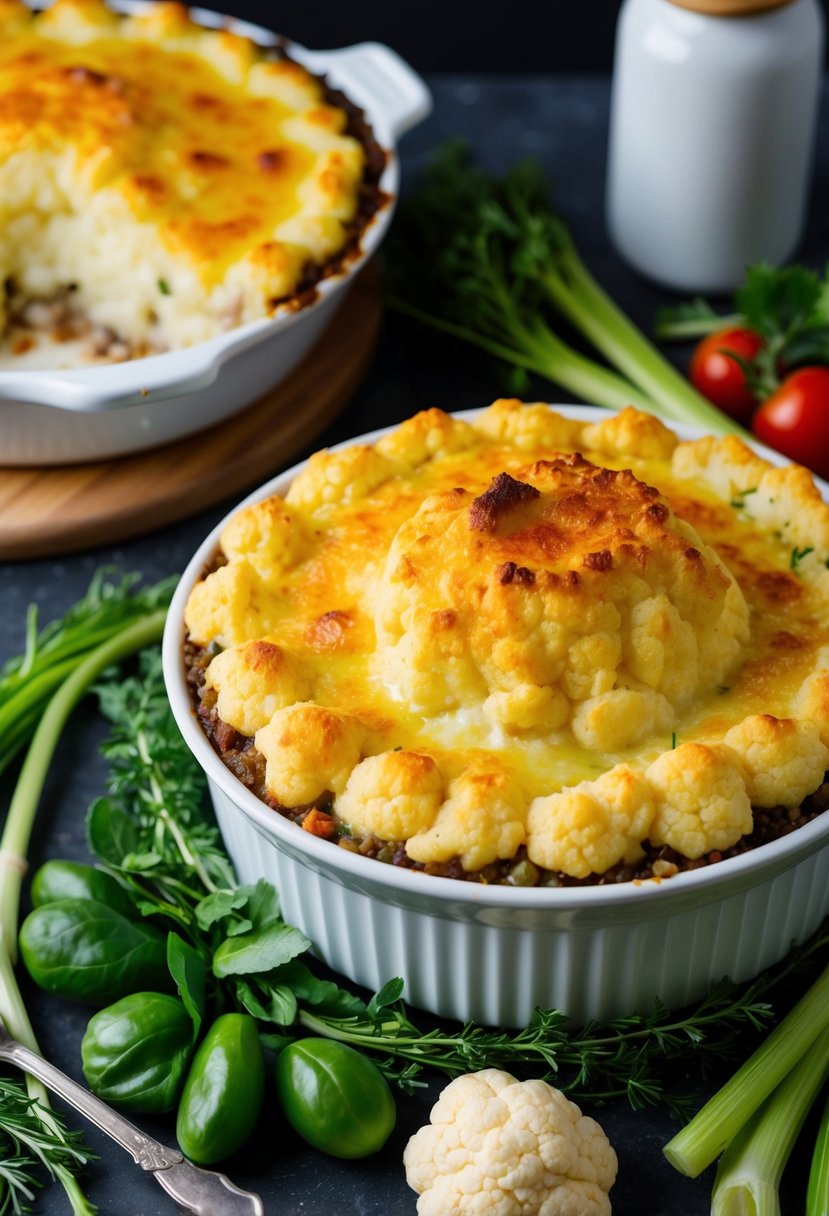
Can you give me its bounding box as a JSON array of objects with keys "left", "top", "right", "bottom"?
[{"left": 0, "top": 1015, "right": 265, "bottom": 1215}]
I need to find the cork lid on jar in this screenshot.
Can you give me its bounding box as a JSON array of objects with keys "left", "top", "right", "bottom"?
[{"left": 667, "top": 0, "right": 793, "bottom": 13}]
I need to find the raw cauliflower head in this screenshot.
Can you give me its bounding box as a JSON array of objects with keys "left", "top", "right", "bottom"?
[{"left": 403, "top": 1069, "right": 617, "bottom": 1216}]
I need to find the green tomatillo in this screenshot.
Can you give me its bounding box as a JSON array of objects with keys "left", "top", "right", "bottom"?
[
  {"left": 176, "top": 1013, "right": 264, "bottom": 1165},
  {"left": 275, "top": 1038, "right": 396, "bottom": 1159}
]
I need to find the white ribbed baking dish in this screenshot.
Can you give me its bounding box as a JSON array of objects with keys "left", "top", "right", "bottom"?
[
  {"left": 163, "top": 406, "right": 829, "bottom": 1027},
  {"left": 0, "top": 3, "right": 431, "bottom": 465}
]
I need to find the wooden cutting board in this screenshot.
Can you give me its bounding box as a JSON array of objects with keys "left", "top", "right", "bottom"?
[{"left": 0, "top": 272, "right": 382, "bottom": 561}]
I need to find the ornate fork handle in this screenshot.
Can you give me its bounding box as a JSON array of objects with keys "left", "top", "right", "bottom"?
[{"left": 0, "top": 1033, "right": 265, "bottom": 1215}]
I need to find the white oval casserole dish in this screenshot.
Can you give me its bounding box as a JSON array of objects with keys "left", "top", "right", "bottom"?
[
  {"left": 163, "top": 405, "right": 829, "bottom": 1027},
  {"left": 0, "top": 4, "right": 431, "bottom": 466}
]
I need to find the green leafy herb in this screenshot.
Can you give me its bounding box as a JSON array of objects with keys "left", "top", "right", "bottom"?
[
  {"left": 657, "top": 262, "right": 829, "bottom": 400},
  {"left": 729, "top": 487, "right": 757, "bottom": 511},
  {"left": 157, "top": 279, "right": 171, "bottom": 296},
  {"left": 0, "top": 1078, "right": 94, "bottom": 1216},
  {"left": 386, "top": 142, "right": 740, "bottom": 434},
  {"left": 791, "top": 546, "right": 815, "bottom": 570}
]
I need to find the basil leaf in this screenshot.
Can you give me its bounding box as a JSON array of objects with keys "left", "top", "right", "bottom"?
[{"left": 86, "top": 796, "right": 139, "bottom": 865}]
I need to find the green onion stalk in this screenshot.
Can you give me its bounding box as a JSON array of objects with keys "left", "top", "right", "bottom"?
[
  {"left": 807, "top": 1091, "right": 829, "bottom": 1216},
  {"left": 664, "top": 962, "right": 829, "bottom": 1178},
  {"left": 386, "top": 144, "right": 745, "bottom": 437},
  {"left": 0, "top": 595, "right": 171, "bottom": 1214}
]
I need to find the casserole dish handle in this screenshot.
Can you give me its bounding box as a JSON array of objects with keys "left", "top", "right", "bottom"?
[{"left": 304, "top": 42, "right": 432, "bottom": 139}]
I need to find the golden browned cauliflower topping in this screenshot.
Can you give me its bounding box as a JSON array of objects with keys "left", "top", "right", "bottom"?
[{"left": 184, "top": 402, "right": 829, "bottom": 880}]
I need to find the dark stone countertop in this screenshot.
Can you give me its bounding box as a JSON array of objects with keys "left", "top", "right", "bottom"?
[{"left": 3, "top": 74, "right": 829, "bottom": 1216}]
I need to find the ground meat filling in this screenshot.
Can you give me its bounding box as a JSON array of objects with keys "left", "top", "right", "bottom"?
[{"left": 185, "top": 640, "right": 829, "bottom": 887}]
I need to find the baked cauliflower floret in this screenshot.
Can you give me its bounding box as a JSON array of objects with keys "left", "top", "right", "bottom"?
[
  {"left": 219, "top": 495, "right": 310, "bottom": 575},
  {"left": 406, "top": 766, "right": 527, "bottom": 871},
  {"left": 255, "top": 703, "right": 364, "bottom": 807},
  {"left": 623, "top": 593, "right": 699, "bottom": 700},
  {"left": 474, "top": 397, "right": 586, "bottom": 451},
  {"left": 285, "top": 446, "right": 398, "bottom": 513},
  {"left": 375, "top": 407, "right": 481, "bottom": 469},
  {"left": 796, "top": 668, "right": 829, "bottom": 747},
  {"left": 646, "top": 743, "right": 752, "bottom": 858},
  {"left": 571, "top": 687, "right": 674, "bottom": 752},
  {"left": 483, "top": 683, "right": 570, "bottom": 733},
  {"left": 527, "top": 765, "right": 655, "bottom": 878},
  {"left": 374, "top": 454, "right": 749, "bottom": 752},
  {"left": 672, "top": 435, "right": 829, "bottom": 566},
  {"left": 204, "top": 640, "right": 312, "bottom": 737},
  {"left": 404, "top": 1069, "right": 617, "bottom": 1216},
  {"left": 582, "top": 404, "right": 678, "bottom": 462},
  {"left": 336, "top": 750, "right": 445, "bottom": 841},
  {"left": 184, "top": 561, "right": 282, "bottom": 648},
  {"left": 723, "top": 715, "right": 829, "bottom": 809}
]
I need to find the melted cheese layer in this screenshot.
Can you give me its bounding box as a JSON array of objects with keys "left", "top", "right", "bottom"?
[
  {"left": 185, "top": 402, "right": 829, "bottom": 878},
  {"left": 0, "top": 0, "right": 368, "bottom": 358}
]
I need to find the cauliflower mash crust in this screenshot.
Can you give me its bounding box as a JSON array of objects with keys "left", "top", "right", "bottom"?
[
  {"left": 184, "top": 402, "right": 829, "bottom": 885},
  {"left": 0, "top": 0, "right": 376, "bottom": 365}
]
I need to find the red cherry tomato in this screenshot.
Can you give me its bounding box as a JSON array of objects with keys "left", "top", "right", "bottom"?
[
  {"left": 689, "top": 327, "right": 764, "bottom": 423},
  {"left": 751, "top": 367, "right": 829, "bottom": 481}
]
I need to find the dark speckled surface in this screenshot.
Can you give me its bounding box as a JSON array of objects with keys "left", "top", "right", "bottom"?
[{"left": 3, "top": 75, "right": 829, "bottom": 1215}]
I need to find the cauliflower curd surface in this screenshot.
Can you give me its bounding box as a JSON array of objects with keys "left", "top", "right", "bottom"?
[
  {"left": 403, "top": 1068, "right": 617, "bottom": 1216},
  {"left": 0, "top": 0, "right": 371, "bottom": 364},
  {"left": 185, "top": 401, "right": 829, "bottom": 881}
]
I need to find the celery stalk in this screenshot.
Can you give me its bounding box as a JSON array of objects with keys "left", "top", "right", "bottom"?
[
  {"left": 0, "top": 604, "right": 168, "bottom": 1216},
  {"left": 663, "top": 963, "right": 829, "bottom": 1177},
  {"left": 710, "top": 1025, "right": 829, "bottom": 1216},
  {"left": 538, "top": 243, "right": 745, "bottom": 435},
  {"left": 808, "top": 1092, "right": 829, "bottom": 1216},
  {"left": 388, "top": 145, "right": 746, "bottom": 436}
]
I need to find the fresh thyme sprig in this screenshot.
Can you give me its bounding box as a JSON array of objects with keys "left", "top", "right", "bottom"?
[
  {"left": 0, "top": 1075, "right": 94, "bottom": 1216},
  {"left": 297, "top": 945, "right": 827, "bottom": 1120},
  {"left": 91, "top": 649, "right": 236, "bottom": 903}
]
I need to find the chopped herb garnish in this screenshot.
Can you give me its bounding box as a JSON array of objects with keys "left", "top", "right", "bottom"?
[
  {"left": 730, "top": 488, "right": 757, "bottom": 511},
  {"left": 157, "top": 278, "right": 171, "bottom": 296},
  {"left": 791, "top": 546, "right": 815, "bottom": 570}
]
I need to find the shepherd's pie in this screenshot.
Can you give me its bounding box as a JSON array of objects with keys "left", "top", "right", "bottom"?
[
  {"left": 184, "top": 402, "right": 829, "bottom": 885},
  {"left": 0, "top": 0, "right": 378, "bottom": 365}
]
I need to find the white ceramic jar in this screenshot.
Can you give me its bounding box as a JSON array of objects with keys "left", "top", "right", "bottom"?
[{"left": 605, "top": 0, "right": 824, "bottom": 293}]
